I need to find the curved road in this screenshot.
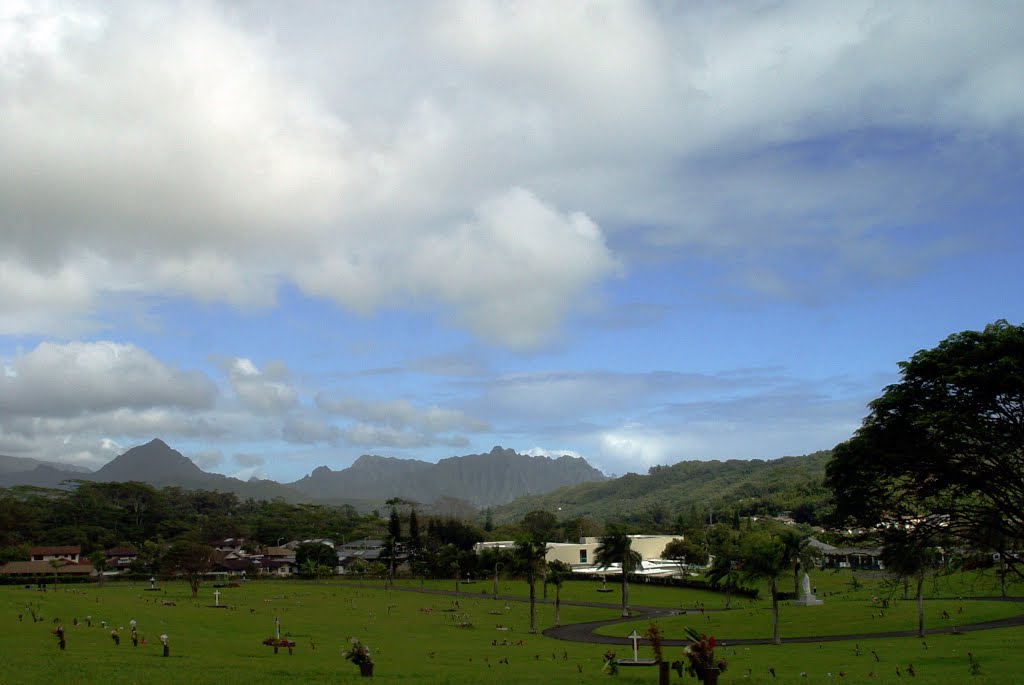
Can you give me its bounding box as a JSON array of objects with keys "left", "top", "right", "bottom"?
[
  {"left": 367, "top": 584, "right": 1024, "bottom": 646},
  {"left": 541, "top": 596, "right": 1024, "bottom": 646}
]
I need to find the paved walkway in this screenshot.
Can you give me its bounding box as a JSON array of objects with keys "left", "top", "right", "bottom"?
[
  {"left": 541, "top": 595, "right": 1024, "bottom": 646},
  {"left": 370, "top": 583, "right": 1024, "bottom": 647}
]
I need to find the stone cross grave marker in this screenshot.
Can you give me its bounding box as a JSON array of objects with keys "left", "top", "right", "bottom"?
[{"left": 628, "top": 629, "right": 641, "bottom": 662}]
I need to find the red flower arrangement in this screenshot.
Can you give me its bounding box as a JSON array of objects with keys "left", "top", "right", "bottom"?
[{"left": 681, "top": 627, "right": 727, "bottom": 681}]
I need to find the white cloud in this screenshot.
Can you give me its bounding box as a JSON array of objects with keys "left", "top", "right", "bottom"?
[
  {"left": 234, "top": 452, "right": 265, "bottom": 468},
  {"left": 476, "top": 369, "right": 765, "bottom": 422},
  {"left": 408, "top": 188, "right": 618, "bottom": 348},
  {"left": 341, "top": 423, "right": 470, "bottom": 450},
  {"left": 193, "top": 449, "right": 225, "bottom": 470},
  {"left": 281, "top": 415, "right": 341, "bottom": 445},
  {"left": 0, "top": 341, "right": 215, "bottom": 416},
  {"left": 524, "top": 446, "right": 586, "bottom": 461},
  {"left": 317, "top": 396, "right": 488, "bottom": 434},
  {"left": 0, "top": 258, "right": 98, "bottom": 336},
  {"left": 222, "top": 358, "right": 298, "bottom": 412},
  {"left": 597, "top": 427, "right": 687, "bottom": 472},
  {"left": 0, "top": 1, "right": 1021, "bottom": 477},
  {"left": 0, "top": 4, "right": 620, "bottom": 347},
  {"left": 2, "top": 2, "right": 1020, "bottom": 344},
  {"left": 315, "top": 395, "right": 486, "bottom": 450}
]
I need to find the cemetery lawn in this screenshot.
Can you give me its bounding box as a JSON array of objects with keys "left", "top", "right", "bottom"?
[{"left": 2, "top": 576, "right": 1022, "bottom": 685}]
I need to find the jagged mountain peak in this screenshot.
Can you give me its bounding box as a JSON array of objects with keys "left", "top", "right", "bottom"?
[{"left": 289, "top": 446, "right": 606, "bottom": 507}]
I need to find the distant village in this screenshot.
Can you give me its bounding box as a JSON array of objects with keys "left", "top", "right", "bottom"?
[{"left": 1, "top": 531, "right": 883, "bottom": 584}]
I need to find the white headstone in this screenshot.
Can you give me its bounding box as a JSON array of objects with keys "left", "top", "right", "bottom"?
[
  {"left": 213, "top": 590, "right": 221, "bottom": 606},
  {"left": 628, "top": 629, "right": 641, "bottom": 661}
]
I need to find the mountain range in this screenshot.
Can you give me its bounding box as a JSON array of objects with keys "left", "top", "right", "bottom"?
[
  {"left": 0, "top": 454, "right": 91, "bottom": 476},
  {"left": 290, "top": 446, "right": 606, "bottom": 506},
  {"left": 0, "top": 439, "right": 607, "bottom": 509}
]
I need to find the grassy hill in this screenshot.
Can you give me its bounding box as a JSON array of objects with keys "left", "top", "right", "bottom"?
[{"left": 489, "top": 450, "right": 834, "bottom": 528}]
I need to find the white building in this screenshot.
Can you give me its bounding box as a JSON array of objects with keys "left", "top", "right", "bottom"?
[{"left": 476, "top": 534, "right": 690, "bottom": 577}]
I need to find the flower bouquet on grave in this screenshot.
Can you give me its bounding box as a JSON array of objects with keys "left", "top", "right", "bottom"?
[
  {"left": 263, "top": 636, "right": 296, "bottom": 654},
  {"left": 344, "top": 637, "right": 374, "bottom": 676},
  {"left": 602, "top": 649, "right": 619, "bottom": 675},
  {"left": 680, "top": 627, "right": 727, "bottom": 684}
]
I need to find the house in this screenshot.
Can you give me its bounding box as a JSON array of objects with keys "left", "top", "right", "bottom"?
[
  {"left": 261, "top": 557, "right": 297, "bottom": 577},
  {"left": 336, "top": 539, "right": 385, "bottom": 574},
  {"left": 104, "top": 546, "right": 139, "bottom": 573},
  {"left": 212, "top": 538, "right": 246, "bottom": 555},
  {"left": 29, "top": 546, "right": 81, "bottom": 563},
  {"left": 296, "top": 538, "right": 336, "bottom": 548},
  {"left": 213, "top": 556, "right": 258, "bottom": 577},
  {"left": 252, "top": 546, "right": 296, "bottom": 577},
  {"left": 808, "top": 538, "right": 883, "bottom": 570},
  {"left": 0, "top": 560, "right": 95, "bottom": 578}
]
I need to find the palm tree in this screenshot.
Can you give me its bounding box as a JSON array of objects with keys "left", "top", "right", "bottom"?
[
  {"left": 546, "top": 560, "right": 572, "bottom": 627},
  {"left": 595, "top": 527, "right": 642, "bottom": 617},
  {"left": 478, "top": 547, "right": 508, "bottom": 599},
  {"left": 739, "top": 532, "right": 788, "bottom": 644},
  {"left": 707, "top": 527, "right": 742, "bottom": 609},
  {"left": 778, "top": 528, "right": 818, "bottom": 597},
  {"left": 513, "top": 539, "right": 548, "bottom": 633},
  {"left": 49, "top": 558, "right": 64, "bottom": 586},
  {"left": 707, "top": 554, "right": 741, "bottom": 610},
  {"left": 301, "top": 557, "right": 321, "bottom": 582},
  {"left": 89, "top": 550, "right": 109, "bottom": 585}
]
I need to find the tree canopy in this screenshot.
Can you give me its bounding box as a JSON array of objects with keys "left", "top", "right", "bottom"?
[
  {"left": 295, "top": 542, "right": 338, "bottom": 571},
  {"left": 162, "top": 540, "right": 215, "bottom": 597},
  {"left": 826, "top": 320, "right": 1024, "bottom": 575}
]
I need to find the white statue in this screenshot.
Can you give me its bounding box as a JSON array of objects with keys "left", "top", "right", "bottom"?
[{"left": 792, "top": 571, "right": 823, "bottom": 606}]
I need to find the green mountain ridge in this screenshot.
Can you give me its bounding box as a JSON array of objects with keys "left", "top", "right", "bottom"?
[{"left": 489, "top": 450, "right": 834, "bottom": 528}]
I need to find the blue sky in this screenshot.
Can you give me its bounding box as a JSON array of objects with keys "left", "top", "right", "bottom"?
[{"left": 1, "top": 1, "right": 1022, "bottom": 481}]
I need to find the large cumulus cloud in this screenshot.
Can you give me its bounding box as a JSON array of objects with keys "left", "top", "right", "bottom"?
[
  {"left": 0, "top": 341, "right": 215, "bottom": 416},
  {"left": 0, "top": 2, "right": 618, "bottom": 348}
]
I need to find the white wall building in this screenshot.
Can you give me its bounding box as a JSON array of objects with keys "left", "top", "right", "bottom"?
[{"left": 476, "top": 534, "right": 689, "bottom": 577}]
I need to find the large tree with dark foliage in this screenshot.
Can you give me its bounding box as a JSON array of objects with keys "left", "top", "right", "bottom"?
[
  {"left": 295, "top": 542, "right": 338, "bottom": 572},
  {"left": 826, "top": 320, "right": 1024, "bottom": 576},
  {"left": 163, "top": 540, "right": 215, "bottom": 597}
]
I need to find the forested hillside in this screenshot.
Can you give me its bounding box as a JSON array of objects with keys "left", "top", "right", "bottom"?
[
  {"left": 0, "top": 481, "right": 383, "bottom": 560},
  {"left": 488, "top": 451, "right": 833, "bottom": 529}
]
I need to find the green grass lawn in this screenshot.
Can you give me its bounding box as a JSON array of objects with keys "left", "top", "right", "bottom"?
[{"left": 2, "top": 575, "right": 1022, "bottom": 684}]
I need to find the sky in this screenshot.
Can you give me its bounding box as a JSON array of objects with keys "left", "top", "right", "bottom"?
[{"left": 1, "top": 1, "right": 1022, "bottom": 482}]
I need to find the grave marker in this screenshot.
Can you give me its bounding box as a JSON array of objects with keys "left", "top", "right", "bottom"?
[{"left": 628, "top": 630, "right": 641, "bottom": 662}]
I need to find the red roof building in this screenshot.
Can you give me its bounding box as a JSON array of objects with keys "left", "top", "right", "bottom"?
[{"left": 29, "top": 546, "right": 81, "bottom": 563}]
